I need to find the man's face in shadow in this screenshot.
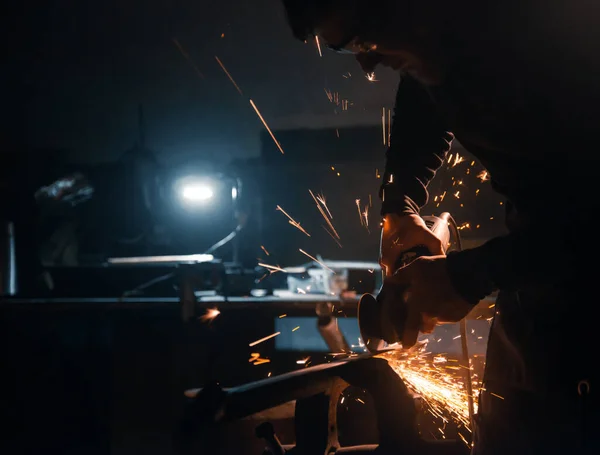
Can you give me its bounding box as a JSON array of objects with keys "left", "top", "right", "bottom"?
[{"left": 313, "top": 1, "right": 444, "bottom": 85}]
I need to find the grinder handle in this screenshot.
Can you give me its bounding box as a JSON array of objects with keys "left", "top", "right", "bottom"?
[
  {"left": 383, "top": 213, "right": 452, "bottom": 346},
  {"left": 422, "top": 213, "right": 451, "bottom": 254},
  {"left": 392, "top": 245, "right": 432, "bottom": 272},
  {"left": 391, "top": 213, "right": 451, "bottom": 272}
]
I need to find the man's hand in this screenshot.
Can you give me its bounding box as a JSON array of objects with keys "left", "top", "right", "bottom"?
[
  {"left": 380, "top": 213, "right": 445, "bottom": 277},
  {"left": 384, "top": 255, "right": 473, "bottom": 348}
]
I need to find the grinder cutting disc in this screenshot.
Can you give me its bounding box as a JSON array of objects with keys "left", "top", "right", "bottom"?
[
  {"left": 359, "top": 293, "right": 427, "bottom": 355},
  {"left": 358, "top": 293, "right": 388, "bottom": 353}
]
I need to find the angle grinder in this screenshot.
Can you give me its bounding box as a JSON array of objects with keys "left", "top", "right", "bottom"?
[{"left": 358, "top": 212, "right": 453, "bottom": 354}]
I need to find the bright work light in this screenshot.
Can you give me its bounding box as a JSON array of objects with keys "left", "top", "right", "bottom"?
[{"left": 175, "top": 176, "right": 214, "bottom": 206}]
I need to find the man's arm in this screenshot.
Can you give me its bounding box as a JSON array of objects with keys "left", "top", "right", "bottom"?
[
  {"left": 447, "top": 208, "right": 593, "bottom": 305},
  {"left": 444, "top": 1, "right": 600, "bottom": 304},
  {"left": 380, "top": 75, "right": 453, "bottom": 216}
]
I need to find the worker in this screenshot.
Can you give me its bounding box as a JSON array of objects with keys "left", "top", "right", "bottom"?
[{"left": 279, "top": 1, "right": 600, "bottom": 454}]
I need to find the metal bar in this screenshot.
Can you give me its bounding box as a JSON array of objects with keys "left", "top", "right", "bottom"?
[
  {"left": 106, "top": 254, "right": 214, "bottom": 265},
  {"left": 192, "top": 357, "right": 363, "bottom": 423}
]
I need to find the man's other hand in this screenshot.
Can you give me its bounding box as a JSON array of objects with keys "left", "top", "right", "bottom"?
[
  {"left": 380, "top": 213, "right": 445, "bottom": 276},
  {"left": 385, "top": 255, "right": 473, "bottom": 348}
]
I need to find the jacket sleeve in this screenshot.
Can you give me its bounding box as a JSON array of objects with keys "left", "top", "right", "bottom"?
[
  {"left": 443, "top": 2, "right": 600, "bottom": 303},
  {"left": 445, "top": 211, "right": 591, "bottom": 305},
  {"left": 380, "top": 75, "right": 454, "bottom": 216}
]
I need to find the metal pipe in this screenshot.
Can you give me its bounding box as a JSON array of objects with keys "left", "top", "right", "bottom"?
[
  {"left": 316, "top": 302, "right": 351, "bottom": 353},
  {"left": 459, "top": 316, "right": 474, "bottom": 429},
  {"left": 1, "top": 222, "right": 17, "bottom": 296},
  {"left": 106, "top": 254, "right": 214, "bottom": 265},
  {"left": 318, "top": 316, "right": 351, "bottom": 353}
]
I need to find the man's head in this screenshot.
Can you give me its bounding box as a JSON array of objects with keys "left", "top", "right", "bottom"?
[{"left": 281, "top": 0, "right": 447, "bottom": 84}]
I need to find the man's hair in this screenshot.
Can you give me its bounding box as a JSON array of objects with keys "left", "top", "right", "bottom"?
[{"left": 281, "top": 0, "right": 340, "bottom": 41}]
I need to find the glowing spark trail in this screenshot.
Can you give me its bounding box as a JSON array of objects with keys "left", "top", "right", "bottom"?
[
  {"left": 316, "top": 193, "right": 333, "bottom": 219},
  {"left": 249, "top": 353, "right": 272, "bottom": 365},
  {"left": 362, "top": 205, "right": 370, "bottom": 231},
  {"left": 250, "top": 99, "right": 285, "bottom": 154},
  {"left": 249, "top": 332, "right": 281, "bottom": 347},
  {"left": 215, "top": 56, "right": 243, "bottom": 95},
  {"left": 355, "top": 199, "right": 364, "bottom": 226},
  {"left": 257, "top": 273, "right": 269, "bottom": 282},
  {"left": 452, "top": 153, "right": 465, "bottom": 167},
  {"left": 382, "top": 108, "right": 386, "bottom": 145},
  {"left": 172, "top": 38, "right": 204, "bottom": 78},
  {"left": 299, "top": 249, "right": 335, "bottom": 273},
  {"left": 380, "top": 350, "right": 478, "bottom": 435},
  {"left": 477, "top": 170, "right": 489, "bottom": 182},
  {"left": 248, "top": 353, "right": 260, "bottom": 363},
  {"left": 199, "top": 308, "right": 220, "bottom": 323},
  {"left": 322, "top": 226, "right": 343, "bottom": 248},
  {"left": 260, "top": 245, "right": 270, "bottom": 256},
  {"left": 276, "top": 205, "right": 311, "bottom": 237},
  {"left": 366, "top": 72, "right": 378, "bottom": 82},
  {"left": 309, "top": 190, "right": 340, "bottom": 240},
  {"left": 258, "top": 263, "right": 287, "bottom": 273},
  {"left": 315, "top": 36, "right": 323, "bottom": 57},
  {"left": 458, "top": 432, "right": 470, "bottom": 447}
]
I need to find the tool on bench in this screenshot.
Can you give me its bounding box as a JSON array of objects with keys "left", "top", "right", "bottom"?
[{"left": 358, "top": 212, "right": 456, "bottom": 354}]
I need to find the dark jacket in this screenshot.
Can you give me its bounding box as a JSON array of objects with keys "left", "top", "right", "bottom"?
[
  {"left": 380, "top": 2, "right": 600, "bottom": 449},
  {"left": 381, "top": 0, "right": 600, "bottom": 319}
]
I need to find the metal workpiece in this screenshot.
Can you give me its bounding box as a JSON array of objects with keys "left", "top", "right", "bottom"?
[
  {"left": 175, "top": 356, "right": 427, "bottom": 455},
  {"left": 180, "top": 357, "right": 364, "bottom": 425},
  {"left": 175, "top": 353, "right": 471, "bottom": 455}
]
